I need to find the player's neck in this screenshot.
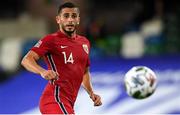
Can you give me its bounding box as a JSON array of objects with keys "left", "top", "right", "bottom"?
[{"left": 60, "top": 29, "right": 76, "bottom": 38}]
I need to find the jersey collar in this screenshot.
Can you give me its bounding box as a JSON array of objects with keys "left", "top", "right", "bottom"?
[{"left": 57, "top": 31, "right": 77, "bottom": 40}]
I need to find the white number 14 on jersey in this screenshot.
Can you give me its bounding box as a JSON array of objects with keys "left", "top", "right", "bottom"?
[{"left": 62, "top": 52, "right": 74, "bottom": 64}]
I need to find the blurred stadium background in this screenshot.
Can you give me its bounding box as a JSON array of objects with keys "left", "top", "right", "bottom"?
[{"left": 0, "top": 0, "right": 180, "bottom": 114}]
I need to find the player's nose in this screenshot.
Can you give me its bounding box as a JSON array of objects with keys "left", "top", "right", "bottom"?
[{"left": 67, "top": 17, "right": 74, "bottom": 22}]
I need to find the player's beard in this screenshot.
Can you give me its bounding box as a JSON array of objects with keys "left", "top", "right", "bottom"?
[{"left": 62, "top": 24, "right": 76, "bottom": 36}]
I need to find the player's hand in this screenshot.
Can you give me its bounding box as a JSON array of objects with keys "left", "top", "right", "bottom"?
[
  {"left": 90, "top": 92, "right": 102, "bottom": 106},
  {"left": 40, "top": 70, "right": 59, "bottom": 80}
]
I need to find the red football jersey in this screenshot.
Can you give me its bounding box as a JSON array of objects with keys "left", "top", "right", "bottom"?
[{"left": 31, "top": 31, "right": 90, "bottom": 105}]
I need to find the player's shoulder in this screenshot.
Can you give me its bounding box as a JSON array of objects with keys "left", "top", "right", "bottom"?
[
  {"left": 77, "top": 34, "right": 90, "bottom": 44},
  {"left": 41, "top": 32, "right": 58, "bottom": 41}
]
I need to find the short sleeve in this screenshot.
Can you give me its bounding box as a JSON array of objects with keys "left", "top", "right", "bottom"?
[
  {"left": 31, "top": 35, "right": 52, "bottom": 57},
  {"left": 86, "top": 58, "right": 90, "bottom": 67},
  {"left": 86, "top": 38, "right": 91, "bottom": 67}
]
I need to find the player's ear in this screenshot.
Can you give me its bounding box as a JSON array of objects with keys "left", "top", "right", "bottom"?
[
  {"left": 77, "top": 16, "right": 80, "bottom": 25},
  {"left": 56, "top": 16, "right": 61, "bottom": 24}
]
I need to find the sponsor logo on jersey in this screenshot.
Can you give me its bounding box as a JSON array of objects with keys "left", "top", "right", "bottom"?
[
  {"left": 82, "top": 44, "right": 89, "bottom": 54},
  {"left": 60, "top": 45, "right": 68, "bottom": 48}
]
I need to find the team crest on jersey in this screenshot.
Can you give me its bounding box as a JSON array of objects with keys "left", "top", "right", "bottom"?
[
  {"left": 34, "top": 40, "right": 42, "bottom": 48},
  {"left": 82, "top": 44, "right": 89, "bottom": 54}
]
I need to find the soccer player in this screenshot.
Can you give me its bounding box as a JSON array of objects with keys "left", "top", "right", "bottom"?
[{"left": 21, "top": 2, "right": 102, "bottom": 114}]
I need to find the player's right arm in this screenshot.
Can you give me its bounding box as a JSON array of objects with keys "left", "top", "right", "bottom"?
[{"left": 21, "top": 51, "right": 58, "bottom": 80}]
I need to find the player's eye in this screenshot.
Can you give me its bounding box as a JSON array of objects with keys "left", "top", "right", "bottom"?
[
  {"left": 71, "top": 13, "right": 77, "bottom": 19},
  {"left": 63, "top": 13, "right": 69, "bottom": 18}
]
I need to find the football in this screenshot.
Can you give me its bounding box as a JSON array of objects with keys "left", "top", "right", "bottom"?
[{"left": 124, "top": 66, "right": 157, "bottom": 99}]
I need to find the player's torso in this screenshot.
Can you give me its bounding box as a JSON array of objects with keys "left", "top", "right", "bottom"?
[
  {"left": 49, "top": 36, "right": 89, "bottom": 78},
  {"left": 43, "top": 33, "right": 90, "bottom": 102}
]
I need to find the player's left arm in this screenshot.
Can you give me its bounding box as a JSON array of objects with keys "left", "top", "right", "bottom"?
[{"left": 82, "top": 67, "right": 102, "bottom": 106}]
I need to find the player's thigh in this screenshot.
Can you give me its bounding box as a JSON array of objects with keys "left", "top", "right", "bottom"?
[
  {"left": 40, "top": 102, "right": 64, "bottom": 114},
  {"left": 40, "top": 101, "right": 74, "bottom": 114}
]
